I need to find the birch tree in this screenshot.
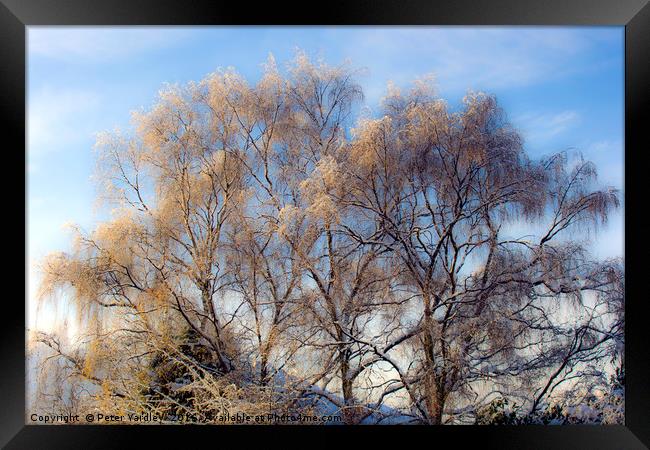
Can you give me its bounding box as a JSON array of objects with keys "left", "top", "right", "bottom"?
[{"left": 33, "top": 53, "right": 622, "bottom": 425}]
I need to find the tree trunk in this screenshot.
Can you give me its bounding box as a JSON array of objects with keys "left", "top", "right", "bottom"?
[
  {"left": 339, "top": 345, "right": 356, "bottom": 424},
  {"left": 200, "top": 285, "right": 233, "bottom": 374},
  {"left": 422, "top": 293, "right": 444, "bottom": 424},
  {"left": 260, "top": 348, "right": 269, "bottom": 385}
]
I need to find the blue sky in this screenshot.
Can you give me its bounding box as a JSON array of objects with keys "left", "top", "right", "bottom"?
[{"left": 27, "top": 26, "right": 624, "bottom": 330}]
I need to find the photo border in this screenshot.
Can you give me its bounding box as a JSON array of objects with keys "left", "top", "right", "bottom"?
[{"left": 2, "top": 0, "right": 648, "bottom": 447}]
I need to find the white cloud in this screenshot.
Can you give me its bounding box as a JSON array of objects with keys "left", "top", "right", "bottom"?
[
  {"left": 28, "top": 86, "right": 102, "bottom": 159},
  {"left": 591, "top": 210, "right": 624, "bottom": 260},
  {"left": 28, "top": 27, "right": 191, "bottom": 62},
  {"left": 342, "top": 27, "right": 599, "bottom": 100},
  {"left": 513, "top": 110, "right": 581, "bottom": 144},
  {"left": 584, "top": 140, "right": 624, "bottom": 189}
]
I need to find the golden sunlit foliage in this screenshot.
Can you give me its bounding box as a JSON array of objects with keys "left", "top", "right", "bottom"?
[{"left": 31, "top": 52, "right": 623, "bottom": 425}]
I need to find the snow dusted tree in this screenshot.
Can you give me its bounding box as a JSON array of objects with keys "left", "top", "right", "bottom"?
[
  {"left": 336, "top": 81, "right": 622, "bottom": 424},
  {"left": 33, "top": 53, "right": 622, "bottom": 425}
]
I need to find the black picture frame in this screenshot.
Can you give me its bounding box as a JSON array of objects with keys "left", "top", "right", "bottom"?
[{"left": 2, "top": 0, "right": 648, "bottom": 448}]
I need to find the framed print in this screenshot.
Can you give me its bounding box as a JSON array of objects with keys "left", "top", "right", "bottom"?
[{"left": 2, "top": 0, "right": 649, "bottom": 448}]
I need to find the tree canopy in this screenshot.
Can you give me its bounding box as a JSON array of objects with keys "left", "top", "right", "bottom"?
[{"left": 32, "top": 53, "right": 623, "bottom": 425}]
